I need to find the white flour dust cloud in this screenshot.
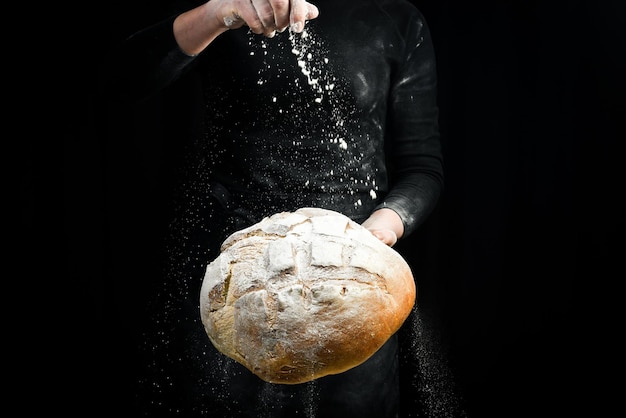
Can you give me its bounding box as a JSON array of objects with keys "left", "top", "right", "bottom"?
[
  {"left": 248, "top": 26, "right": 379, "bottom": 209},
  {"left": 286, "top": 27, "right": 379, "bottom": 208},
  {"left": 406, "top": 305, "right": 468, "bottom": 417}
]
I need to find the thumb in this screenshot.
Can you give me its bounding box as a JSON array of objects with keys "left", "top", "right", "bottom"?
[{"left": 370, "top": 229, "right": 398, "bottom": 247}]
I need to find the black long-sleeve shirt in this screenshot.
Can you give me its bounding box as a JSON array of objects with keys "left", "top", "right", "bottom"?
[
  {"left": 106, "top": 2, "right": 444, "bottom": 415},
  {"left": 109, "top": 0, "right": 443, "bottom": 238}
]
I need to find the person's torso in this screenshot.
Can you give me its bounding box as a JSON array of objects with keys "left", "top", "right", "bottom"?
[{"left": 194, "top": 0, "right": 417, "bottom": 216}]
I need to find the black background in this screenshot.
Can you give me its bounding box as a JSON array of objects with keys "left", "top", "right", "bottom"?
[{"left": 52, "top": 0, "right": 625, "bottom": 416}]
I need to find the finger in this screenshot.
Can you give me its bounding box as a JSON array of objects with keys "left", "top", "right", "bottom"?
[
  {"left": 370, "top": 230, "right": 398, "bottom": 247},
  {"left": 305, "top": 2, "right": 319, "bottom": 21},
  {"left": 289, "top": 0, "right": 308, "bottom": 33},
  {"left": 270, "top": 0, "right": 291, "bottom": 32},
  {"left": 251, "top": 0, "right": 279, "bottom": 37},
  {"left": 234, "top": 0, "right": 273, "bottom": 36}
]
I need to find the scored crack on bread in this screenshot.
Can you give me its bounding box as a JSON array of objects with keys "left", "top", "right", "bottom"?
[{"left": 199, "top": 207, "right": 416, "bottom": 384}]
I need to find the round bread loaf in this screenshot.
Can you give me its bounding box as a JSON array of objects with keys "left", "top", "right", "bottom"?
[{"left": 199, "top": 207, "right": 416, "bottom": 384}]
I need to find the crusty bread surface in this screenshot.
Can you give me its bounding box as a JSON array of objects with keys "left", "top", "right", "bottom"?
[{"left": 199, "top": 207, "right": 416, "bottom": 384}]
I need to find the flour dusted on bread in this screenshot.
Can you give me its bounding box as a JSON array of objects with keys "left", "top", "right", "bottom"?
[{"left": 199, "top": 207, "right": 416, "bottom": 384}]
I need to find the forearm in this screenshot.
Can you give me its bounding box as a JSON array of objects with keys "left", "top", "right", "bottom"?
[
  {"left": 173, "top": 2, "right": 230, "bottom": 56},
  {"left": 375, "top": 173, "right": 442, "bottom": 237},
  {"left": 380, "top": 10, "right": 443, "bottom": 238}
]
